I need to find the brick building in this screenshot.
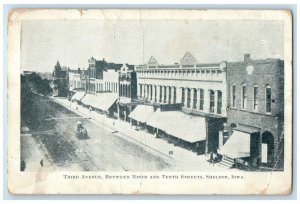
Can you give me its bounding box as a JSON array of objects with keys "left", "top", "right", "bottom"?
[{"left": 218, "top": 54, "right": 284, "bottom": 170}]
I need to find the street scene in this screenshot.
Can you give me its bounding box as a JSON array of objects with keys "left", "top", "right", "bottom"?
[
  {"left": 20, "top": 18, "right": 285, "bottom": 172},
  {"left": 21, "top": 93, "right": 173, "bottom": 171}
]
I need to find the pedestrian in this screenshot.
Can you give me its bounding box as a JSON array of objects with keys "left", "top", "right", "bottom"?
[
  {"left": 210, "top": 152, "right": 214, "bottom": 166},
  {"left": 40, "top": 159, "right": 44, "bottom": 167}
]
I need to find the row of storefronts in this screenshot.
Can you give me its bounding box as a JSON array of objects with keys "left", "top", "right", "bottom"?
[{"left": 67, "top": 53, "right": 285, "bottom": 170}]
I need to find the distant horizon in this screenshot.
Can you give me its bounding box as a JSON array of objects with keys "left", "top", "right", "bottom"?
[{"left": 21, "top": 19, "right": 283, "bottom": 73}]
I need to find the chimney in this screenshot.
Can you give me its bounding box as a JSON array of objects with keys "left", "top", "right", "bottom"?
[{"left": 244, "top": 54, "right": 251, "bottom": 62}]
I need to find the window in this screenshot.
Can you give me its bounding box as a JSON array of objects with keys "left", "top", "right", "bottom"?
[
  {"left": 159, "top": 86, "right": 162, "bottom": 102},
  {"left": 210, "top": 90, "right": 215, "bottom": 113},
  {"left": 193, "top": 89, "right": 197, "bottom": 109},
  {"left": 181, "top": 88, "right": 185, "bottom": 107},
  {"left": 231, "top": 85, "right": 236, "bottom": 107},
  {"left": 139, "top": 84, "right": 142, "bottom": 97},
  {"left": 187, "top": 88, "right": 191, "bottom": 108},
  {"left": 128, "top": 85, "right": 131, "bottom": 98},
  {"left": 154, "top": 86, "right": 157, "bottom": 102},
  {"left": 199, "top": 89, "right": 204, "bottom": 110},
  {"left": 254, "top": 86, "right": 258, "bottom": 111},
  {"left": 241, "top": 85, "right": 246, "bottom": 109},
  {"left": 150, "top": 85, "right": 153, "bottom": 100},
  {"left": 143, "top": 84, "right": 146, "bottom": 98},
  {"left": 125, "top": 84, "right": 127, "bottom": 97},
  {"left": 163, "top": 86, "right": 167, "bottom": 103},
  {"left": 266, "top": 85, "right": 272, "bottom": 113},
  {"left": 168, "top": 87, "right": 172, "bottom": 104},
  {"left": 217, "top": 91, "right": 222, "bottom": 114},
  {"left": 173, "top": 87, "right": 176, "bottom": 103}
]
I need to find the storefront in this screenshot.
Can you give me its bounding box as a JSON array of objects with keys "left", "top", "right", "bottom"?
[
  {"left": 80, "top": 93, "right": 118, "bottom": 117},
  {"left": 71, "top": 91, "right": 86, "bottom": 103},
  {"left": 218, "top": 124, "right": 260, "bottom": 168},
  {"left": 147, "top": 109, "right": 207, "bottom": 154},
  {"left": 128, "top": 105, "right": 155, "bottom": 129}
]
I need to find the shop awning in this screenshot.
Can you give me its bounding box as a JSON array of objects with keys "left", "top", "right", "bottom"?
[
  {"left": 81, "top": 93, "right": 118, "bottom": 112},
  {"left": 147, "top": 108, "right": 164, "bottom": 129},
  {"left": 147, "top": 110, "right": 206, "bottom": 143},
  {"left": 218, "top": 131, "right": 251, "bottom": 159},
  {"left": 93, "top": 93, "right": 118, "bottom": 111},
  {"left": 81, "top": 93, "right": 97, "bottom": 106},
  {"left": 129, "top": 105, "right": 154, "bottom": 123},
  {"left": 71, "top": 92, "right": 86, "bottom": 101}
]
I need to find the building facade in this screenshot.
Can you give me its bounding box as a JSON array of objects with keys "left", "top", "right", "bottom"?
[
  {"left": 68, "top": 57, "right": 135, "bottom": 118},
  {"left": 53, "top": 61, "right": 69, "bottom": 97},
  {"left": 219, "top": 54, "right": 284, "bottom": 170},
  {"left": 118, "top": 64, "right": 137, "bottom": 121},
  {"left": 134, "top": 52, "right": 228, "bottom": 154}
]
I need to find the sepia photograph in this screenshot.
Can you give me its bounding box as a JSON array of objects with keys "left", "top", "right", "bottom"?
[{"left": 7, "top": 9, "right": 292, "bottom": 194}]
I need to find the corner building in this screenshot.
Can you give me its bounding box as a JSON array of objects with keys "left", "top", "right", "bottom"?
[{"left": 218, "top": 54, "right": 284, "bottom": 170}]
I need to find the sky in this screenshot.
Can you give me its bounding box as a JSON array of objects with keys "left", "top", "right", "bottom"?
[{"left": 21, "top": 19, "right": 283, "bottom": 72}]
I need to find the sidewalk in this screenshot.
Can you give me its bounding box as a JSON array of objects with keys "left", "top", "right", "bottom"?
[{"left": 53, "top": 97, "right": 231, "bottom": 171}]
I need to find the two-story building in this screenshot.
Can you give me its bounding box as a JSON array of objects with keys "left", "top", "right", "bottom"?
[
  {"left": 117, "top": 64, "right": 137, "bottom": 121},
  {"left": 70, "top": 57, "right": 135, "bottom": 118},
  {"left": 131, "top": 52, "right": 228, "bottom": 154},
  {"left": 218, "top": 54, "right": 284, "bottom": 170}
]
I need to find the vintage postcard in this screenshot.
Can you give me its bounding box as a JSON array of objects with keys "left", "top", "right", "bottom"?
[{"left": 7, "top": 9, "right": 292, "bottom": 194}]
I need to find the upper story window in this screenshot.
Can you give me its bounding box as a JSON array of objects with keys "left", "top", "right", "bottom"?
[
  {"left": 241, "top": 84, "right": 247, "bottom": 109},
  {"left": 231, "top": 84, "right": 236, "bottom": 108},
  {"left": 181, "top": 88, "right": 185, "bottom": 107},
  {"left": 253, "top": 85, "right": 258, "bottom": 111},
  {"left": 199, "top": 89, "right": 204, "bottom": 111},
  {"left": 187, "top": 88, "right": 191, "bottom": 108},
  {"left": 209, "top": 90, "right": 215, "bottom": 113},
  {"left": 217, "top": 91, "right": 222, "bottom": 114},
  {"left": 193, "top": 89, "right": 197, "bottom": 109},
  {"left": 173, "top": 87, "right": 176, "bottom": 103},
  {"left": 266, "top": 85, "right": 272, "bottom": 113}
]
